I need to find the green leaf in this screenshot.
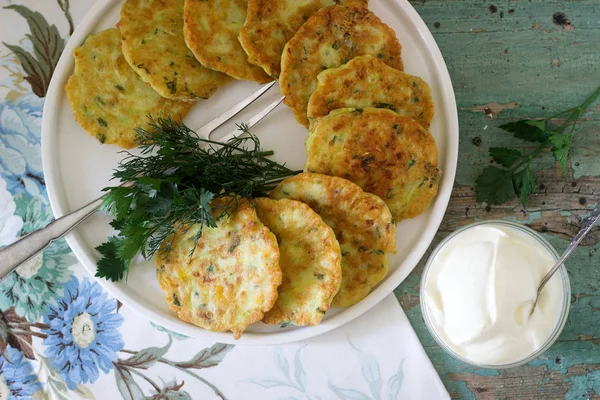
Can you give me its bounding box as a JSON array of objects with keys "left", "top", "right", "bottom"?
[
  {"left": 73, "top": 385, "right": 96, "bottom": 400},
  {"left": 328, "top": 382, "right": 372, "bottom": 400},
  {"left": 172, "top": 343, "right": 233, "bottom": 369},
  {"left": 387, "top": 359, "right": 405, "bottom": 400},
  {"left": 119, "top": 337, "right": 171, "bottom": 369},
  {"left": 475, "top": 166, "right": 515, "bottom": 205},
  {"left": 95, "top": 237, "right": 130, "bottom": 281},
  {"left": 102, "top": 187, "right": 135, "bottom": 221},
  {"left": 489, "top": 147, "right": 523, "bottom": 168},
  {"left": 549, "top": 134, "right": 572, "bottom": 177},
  {"left": 3, "top": 5, "right": 66, "bottom": 97},
  {"left": 512, "top": 167, "right": 536, "bottom": 208},
  {"left": 114, "top": 366, "right": 145, "bottom": 400},
  {"left": 116, "top": 224, "right": 147, "bottom": 261},
  {"left": 499, "top": 120, "right": 550, "bottom": 142}
]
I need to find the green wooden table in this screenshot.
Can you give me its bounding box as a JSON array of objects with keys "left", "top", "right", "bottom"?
[{"left": 397, "top": 1, "right": 600, "bottom": 398}]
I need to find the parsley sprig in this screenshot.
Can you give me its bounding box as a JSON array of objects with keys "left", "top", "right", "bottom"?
[
  {"left": 95, "top": 117, "right": 300, "bottom": 281},
  {"left": 476, "top": 86, "right": 600, "bottom": 207}
]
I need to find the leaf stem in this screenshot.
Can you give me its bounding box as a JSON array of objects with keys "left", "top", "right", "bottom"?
[
  {"left": 158, "top": 360, "right": 228, "bottom": 400},
  {"left": 557, "top": 86, "right": 600, "bottom": 131},
  {"left": 124, "top": 366, "right": 161, "bottom": 392}
]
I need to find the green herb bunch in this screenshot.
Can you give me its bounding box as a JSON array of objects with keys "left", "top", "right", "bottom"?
[
  {"left": 96, "top": 117, "right": 300, "bottom": 281},
  {"left": 476, "top": 87, "right": 600, "bottom": 207}
]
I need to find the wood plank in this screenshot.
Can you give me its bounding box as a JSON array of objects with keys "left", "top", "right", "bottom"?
[{"left": 399, "top": 0, "right": 600, "bottom": 398}]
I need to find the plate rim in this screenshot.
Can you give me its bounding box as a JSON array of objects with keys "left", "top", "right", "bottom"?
[{"left": 41, "top": 0, "right": 458, "bottom": 345}]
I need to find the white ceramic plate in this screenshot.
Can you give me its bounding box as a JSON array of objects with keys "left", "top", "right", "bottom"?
[{"left": 42, "top": 0, "right": 458, "bottom": 345}]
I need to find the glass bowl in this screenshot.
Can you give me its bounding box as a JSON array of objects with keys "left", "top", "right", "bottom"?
[{"left": 420, "top": 220, "right": 571, "bottom": 369}]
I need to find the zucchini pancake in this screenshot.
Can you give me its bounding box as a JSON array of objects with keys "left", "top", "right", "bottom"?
[
  {"left": 307, "top": 55, "right": 434, "bottom": 129},
  {"left": 279, "top": 3, "right": 403, "bottom": 127},
  {"left": 64, "top": 28, "right": 193, "bottom": 148},
  {"left": 305, "top": 108, "right": 441, "bottom": 221},
  {"left": 156, "top": 199, "right": 281, "bottom": 339},
  {"left": 239, "top": 0, "right": 368, "bottom": 78},
  {"left": 254, "top": 198, "right": 342, "bottom": 326},
  {"left": 119, "top": 0, "right": 232, "bottom": 101},
  {"left": 183, "top": 0, "right": 272, "bottom": 83},
  {"left": 270, "top": 173, "right": 396, "bottom": 307}
]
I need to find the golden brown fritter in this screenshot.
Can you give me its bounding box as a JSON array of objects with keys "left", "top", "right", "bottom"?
[
  {"left": 183, "top": 0, "right": 272, "bottom": 83},
  {"left": 279, "top": 4, "right": 403, "bottom": 127},
  {"left": 305, "top": 108, "right": 441, "bottom": 221},
  {"left": 119, "top": 0, "right": 231, "bottom": 101},
  {"left": 254, "top": 198, "right": 341, "bottom": 326},
  {"left": 65, "top": 28, "right": 193, "bottom": 148},
  {"left": 307, "top": 55, "right": 434, "bottom": 129},
  {"left": 270, "top": 173, "right": 396, "bottom": 307},
  {"left": 156, "top": 198, "right": 281, "bottom": 339},
  {"left": 239, "top": 0, "right": 367, "bottom": 78}
]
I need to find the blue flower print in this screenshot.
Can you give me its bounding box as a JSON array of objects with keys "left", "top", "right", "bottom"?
[
  {"left": 42, "top": 277, "right": 124, "bottom": 390},
  {"left": 0, "top": 94, "right": 45, "bottom": 199},
  {"left": 0, "top": 346, "right": 43, "bottom": 399}
]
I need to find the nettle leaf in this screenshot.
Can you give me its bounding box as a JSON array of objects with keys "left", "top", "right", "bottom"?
[
  {"left": 513, "top": 167, "right": 536, "bottom": 208},
  {"left": 173, "top": 343, "right": 233, "bottom": 369},
  {"left": 499, "top": 120, "right": 550, "bottom": 142},
  {"left": 475, "top": 166, "right": 516, "bottom": 205},
  {"left": 549, "top": 134, "right": 572, "bottom": 177},
  {"left": 489, "top": 147, "right": 522, "bottom": 168},
  {"left": 114, "top": 366, "right": 145, "bottom": 400},
  {"left": 119, "top": 337, "right": 171, "bottom": 369},
  {"left": 3, "top": 5, "right": 66, "bottom": 97}
]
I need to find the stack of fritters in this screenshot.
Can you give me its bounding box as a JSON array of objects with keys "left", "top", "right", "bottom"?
[
  {"left": 65, "top": 28, "right": 194, "bottom": 148},
  {"left": 157, "top": 174, "right": 397, "bottom": 338},
  {"left": 65, "top": 0, "right": 444, "bottom": 339}
]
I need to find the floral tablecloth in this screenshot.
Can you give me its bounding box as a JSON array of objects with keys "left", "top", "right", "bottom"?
[{"left": 0, "top": 1, "right": 450, "bottom": 399}]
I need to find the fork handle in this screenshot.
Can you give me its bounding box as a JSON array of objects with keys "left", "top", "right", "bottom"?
[{"left": 0, "top": 196, "right": 104, "bottom": 282}]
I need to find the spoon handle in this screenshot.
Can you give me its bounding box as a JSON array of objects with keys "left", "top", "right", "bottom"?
[
  {"left": 0, "top": 196, "right": 104, "bottom": 282},
  {"left": 537, "top": 206, "right": 600, "bottom": 295}
]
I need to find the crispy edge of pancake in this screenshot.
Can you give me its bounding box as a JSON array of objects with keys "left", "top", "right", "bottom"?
[
  {"left": 119, "top": 0, "right": 232, "bottom": 101},
  {"left": 183, "top": 0, "right": 272, "bottom": 83},
  {"left": 279, "top": 3, "right": 403, "bottom": 127},
  {"left": 307, "top": 55, "right": 434, "bottom": 128},
  {"left": 305, "top": 107, "right": 441, "bottom": 221},
  {"left": 156, "top": 198, "right": 281, "bottom": 339},
  {"left": 239, "top": 0, "right": 368, "bottom": 78},
  {"left": 64, "top": 28, "right": 193, "bottom": 149},
  {"left": 254, "top": 197, "right": 342, "bottom": 326},
  {"left": 270, "top": 172, "right": 397, "bottom": 307}
]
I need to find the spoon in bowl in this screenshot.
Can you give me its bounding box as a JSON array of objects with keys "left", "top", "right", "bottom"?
[{"left": 529, "top": 205, "right": 600, "bottom": 317}]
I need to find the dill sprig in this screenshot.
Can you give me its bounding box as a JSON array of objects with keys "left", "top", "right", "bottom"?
[{"left": 95, "top": 117, "right": 300, "bottom": 282}]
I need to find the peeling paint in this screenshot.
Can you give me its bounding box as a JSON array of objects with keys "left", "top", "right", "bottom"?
[
  {"left": 462, "top": 102, "right": 518, "bottom": 119},
  {"left": 503, "top": 211, "right": 543, "bottom": 224},
  {"left": 551, "top": 57, "right": 561, "bottom": 68},
  {"left": 560, "top": 210, "right": 573, "bottom": 224},
  {"left": 533, "top": 21, "right": 541, "bottom": 32}
]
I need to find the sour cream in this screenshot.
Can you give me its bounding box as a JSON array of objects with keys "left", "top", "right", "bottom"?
[{"left": 422, "top": 224, "right": 566, "bottom": 366}]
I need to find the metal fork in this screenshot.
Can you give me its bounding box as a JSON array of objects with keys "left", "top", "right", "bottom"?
[{"left": 0, "top": 83, "right": 285, "bottom": 280}]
